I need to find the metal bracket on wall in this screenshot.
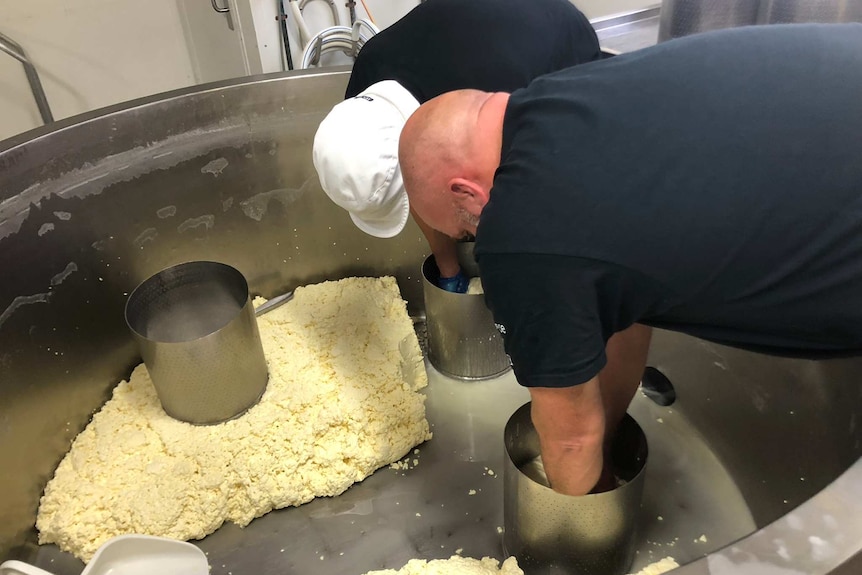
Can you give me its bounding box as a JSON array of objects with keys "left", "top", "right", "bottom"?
[
  {"left": 0, "top": 30, "right": 53, "bottom": 125},
  {"left": 344, "top": 0, "right": 357, "bottom": 24}
]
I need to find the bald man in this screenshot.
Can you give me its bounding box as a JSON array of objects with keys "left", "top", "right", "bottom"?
[
  {"left": 399, "top": 24, "right": 862, "bottom": 496},
  {"left": 313, "top": 0, "right": 602, "bottom": 293}
]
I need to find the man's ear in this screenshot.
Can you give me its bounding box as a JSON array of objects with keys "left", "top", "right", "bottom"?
[{"left": 448, "top": 178, "right": 489, "bottom": 208}]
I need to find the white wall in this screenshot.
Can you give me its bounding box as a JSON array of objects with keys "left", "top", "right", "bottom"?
[
  {"left": 0, "top": 0, "right": 196, "bottom": 141},
  {"left": 0, "top": 0, "right": 655, "bottom": 143},
  {"left": 0, "top": 0, "right": 419, "bottom": 142}
]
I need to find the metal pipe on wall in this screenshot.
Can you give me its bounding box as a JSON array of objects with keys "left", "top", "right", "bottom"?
[{"left": 0, "top": 31, "right": 53, "bottom": 125}]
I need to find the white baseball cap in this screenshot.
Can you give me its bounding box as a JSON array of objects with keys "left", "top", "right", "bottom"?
[{"left": 313, "top": 80, "right": 420, "bottom": 238}]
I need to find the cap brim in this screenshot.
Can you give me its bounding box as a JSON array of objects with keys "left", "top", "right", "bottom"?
[{"left": 349, "top": 188, "right": 410, "bottom": 238}]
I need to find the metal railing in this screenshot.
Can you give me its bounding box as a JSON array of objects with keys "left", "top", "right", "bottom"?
[{"left": 0, "top": 30, "right": 53, "bottom": 125}]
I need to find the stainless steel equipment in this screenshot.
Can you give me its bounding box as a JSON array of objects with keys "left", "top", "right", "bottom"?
[
  {"left": 592, "top": 6, "right": 662, "bottom": 54},
  {"left": 124, "top": 261, "right": 268, "bottom": 424},
  {"left": 0, "top": 67, "right": 860, "bottom": 575},
  {"left": 421, "top": 254, "right": 510, "bottom": 380},
  {"left": 658, "top": 0, "right": 759, "bottom": 42},
  {"left": 757, "top": 0, "right": 862, "bottom": 24},
  {"left": 658, "top": 0, "right": 862, "bottom": 41},
  {"left": 504, "top": 404, "right": 647, "bottom": 575}
]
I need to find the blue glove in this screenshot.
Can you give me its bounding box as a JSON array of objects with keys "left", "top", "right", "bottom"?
[{"left": 438, "top": 270, "right": 469, "bottom": 293}]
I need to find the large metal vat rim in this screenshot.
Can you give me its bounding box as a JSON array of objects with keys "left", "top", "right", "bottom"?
[
  {"left": 674, "top": 456, "right": 861, "bottom": 574},
  {"left": 0, "top": 65, "right": 352, "bottom": 154},
  {"left": 590, "top": 4, "right": 661, "bottom": 32}
]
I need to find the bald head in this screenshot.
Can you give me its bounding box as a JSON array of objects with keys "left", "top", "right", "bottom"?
[{"left": 399, "top": 89, "right": 508, "bottom": 239}]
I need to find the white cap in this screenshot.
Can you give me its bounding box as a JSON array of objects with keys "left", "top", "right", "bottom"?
[{"left": 312, "top": 80, "right": 420, "bottom": 238}]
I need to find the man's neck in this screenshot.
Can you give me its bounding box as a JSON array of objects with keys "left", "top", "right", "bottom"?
[{"left": 476, "top": 92, "right": 509, "bottom": 172}]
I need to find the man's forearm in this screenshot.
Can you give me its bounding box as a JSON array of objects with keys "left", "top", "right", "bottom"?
[
  {"left": 600, "top": 324, "right": 652, "bottom": 439},
  {"left": 528, "top": 378, "right": 606, "bottom": 496},
  {"left": 411, "top": 209, "right": 460, "bottom": 277},
  {"left": 527, "top": 326, "right": 651, "bottom": 496}
]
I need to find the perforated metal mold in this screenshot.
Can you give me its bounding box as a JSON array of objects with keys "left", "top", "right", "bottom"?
[{"left": 125, "top": 261, "right": 269, "bottom": 425}]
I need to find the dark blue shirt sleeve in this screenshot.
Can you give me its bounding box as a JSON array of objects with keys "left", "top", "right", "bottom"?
[{"left": 478, "top": 253, "right": 669, "bottom": 387}]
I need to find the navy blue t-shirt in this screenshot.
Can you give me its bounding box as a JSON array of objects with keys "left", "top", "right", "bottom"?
[
  {"left": 475, "top": 24, "right": 862, "bottom": 388},
  {"left": 345, "top": 0, "right": 601, "bottom": 102}
]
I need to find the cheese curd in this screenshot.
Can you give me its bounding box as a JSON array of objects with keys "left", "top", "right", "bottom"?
[
  {"left": 36, "top": 276, "right": 431, "bottom": 561},
  {"left": 363, "top": 555, "right": 524, "bottom": 575},
  {"left": 466, "top": 277, "right": 484, "bottom": 295},
  {"left": 632, "top": 557, "right": 680, "bottom": 575},
  {"left": 362, "top": 555, "right": 679, "bottom": 575}
]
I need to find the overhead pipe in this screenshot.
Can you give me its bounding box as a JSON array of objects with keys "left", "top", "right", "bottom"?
[
  {"left": 300, "top": 0, "right": 341, "bottom": 28},
  {"left": 288, "top": 0, "right": 343, "bottom": 48},
  {"left": 287, "top": 0, "right": 314, "bottom": 48},
  {"left": 287, "top": 0, "right": 378, "bottom": 69}
]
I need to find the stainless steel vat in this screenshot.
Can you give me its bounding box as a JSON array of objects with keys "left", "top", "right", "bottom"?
[
  {"left": 658, "top": 0, "right": 862, "bottom": 41},
  {"left": 0, "top": 69, "right": 860, "bottom": 575},
  {"left": 757, "top": 0, "right": 862, "bottom": 24},
  {"left": 658, "top": 0, "right": 760, "bottom": 42}
]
